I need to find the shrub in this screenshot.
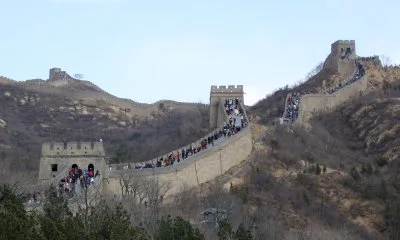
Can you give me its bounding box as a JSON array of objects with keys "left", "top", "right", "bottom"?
[
  {"left": 350, "top": 167, "right": 361, "bottom": 182},
  {"left": 375, "top": 156, "right": 389, "bottom": 167},
  {"left": 316, "top": 164, "right": 322, "bottom": 175}
]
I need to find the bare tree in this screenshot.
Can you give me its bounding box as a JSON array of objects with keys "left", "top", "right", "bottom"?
[
  {"left": 117, "top": 170, "right": 147, "bottom": 205},
  {"left": 305, "top": 61, "right": 324, "bottom": 81},
  {"left": 380, "top": 55, "right": 392, "bottom": 68},
  {"left": 69, "top": 176, "right": 104, "bottom": 232}
]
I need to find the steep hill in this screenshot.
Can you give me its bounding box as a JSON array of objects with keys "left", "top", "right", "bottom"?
[
  {"left": 228, "top": 63, "right": 400, "bottom": 238},
  {"left": 0, "top": 78, "right": 210, "bottom": 181},
  {"left": 172, "top": 80, "right": 400, "bottom": 239}
]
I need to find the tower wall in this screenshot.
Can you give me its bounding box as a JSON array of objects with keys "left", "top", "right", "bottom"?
[
  {"left": 38, "top": 141, "right": 107, "bottom": 181},
  {"left": 209, "top": 85, "right": 244, "bottom": 129},
  {"left": 323, "top": 40, "right": 356, "bottom": 76}
]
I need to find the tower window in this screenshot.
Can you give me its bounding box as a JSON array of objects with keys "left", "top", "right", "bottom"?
[{"left": 51, "top": 164, "right": 58, "bottom": 172}]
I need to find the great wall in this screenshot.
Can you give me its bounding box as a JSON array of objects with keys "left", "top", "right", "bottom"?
[
  {"left": 36, "top": 83, "right": 252, "bottom": 198},
  {"left": 0, "top": 39, "right": 388, "bottom": 200},
  {"left": 281, "top": 40, "right": 382, "bottom": 126}
]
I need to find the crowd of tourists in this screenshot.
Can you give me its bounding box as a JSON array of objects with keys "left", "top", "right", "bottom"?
[
  {"left": 133, "top": 98, "right": 248, "bottom": 170},
  {"left": 26, "top": 192, "right": 42, "bottom": 205},
  {"left": 358, "top": 56, "right": 379, "bottom": 61},
  {"left": 58, "top": 164, "right": 100, "bottom": 196},
  {"left": 283, "top": 92, "right": 302, "bottom": 122}
]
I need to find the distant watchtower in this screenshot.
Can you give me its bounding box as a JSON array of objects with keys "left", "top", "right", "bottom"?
[
  {"left": 49, "top": 67, "right": 68, "bottom": 81},
  {"left": 209, "top": 85, "right": 244, "bottom": 129},
  {"left": 331, "top": 40, "right": 356, "bottom": 60}
]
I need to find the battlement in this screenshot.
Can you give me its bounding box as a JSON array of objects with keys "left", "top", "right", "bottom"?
[
  {"left": 331, "top": 40, "right": 355, "bottom": 47},
  {"left": 210, "top": 85, "right": 244, "bottom": 93},
  {"left": 331, "top": 40, "right": 356, "bottom": 57},
  {"left": 41, "top": 141, "right": 105, "bottom": 157}
]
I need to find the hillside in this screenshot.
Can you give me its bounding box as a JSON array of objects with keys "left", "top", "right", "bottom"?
[
  {"left": 249, "top": 66, "right": 338, "bottom": 125},
  {"left": 1, "top": 45, "right": 400, "bottom": 239},
  {"left": 194, "top": 64, "right": 400, "bottom": 238},
  {"left": 162, "top": 81, "right": 400, "bottom": 239},
  {"left": 0, "top": 78, "right": 210, "bottom": 181}
]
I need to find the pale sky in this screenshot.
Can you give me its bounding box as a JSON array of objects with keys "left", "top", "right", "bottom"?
[{"left": 0, "top": 0, "right": 399, "bottom": 106}]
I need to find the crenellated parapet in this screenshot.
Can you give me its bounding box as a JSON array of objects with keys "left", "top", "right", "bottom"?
[
  {"left": 210, "top": 85, "right": 244, "bottom": 93},
  {"left": 41, "top": 141, "right": 106, "bottom": 157}
]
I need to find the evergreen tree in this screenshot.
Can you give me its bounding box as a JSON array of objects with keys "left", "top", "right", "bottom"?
[
  {"left": 366, "top": 164, "right": 373, "bottom": 175},
  {"left": 39, "top": 184, "right": 79, "bottom": 240},
  {"left": 155, "top": 215, "right": 204, "bottom": 240},
  {"left": 316, "top": 164, "right": 321, "bottom": 175},
  {"left": 350, "top": 167, "right": 361, "bottom": 182},
  {"left": 87, "top": 201, "right": 148, "bottom": 240},
  {"left": 0, "top": 184, "right": 42, "bottom": 240},
  {"left": 218, "top": 219, "right": 234, "bottom": 240},
  {"left": 235, "top": 224, "right": 253, "bottom": 240}
]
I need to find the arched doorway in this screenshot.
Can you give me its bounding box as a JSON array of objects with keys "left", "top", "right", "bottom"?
[
  {"left": 72, "top": 164, "right": 78, "bottom": 169},
  {"left": 88, "top": 163, "right": 94, "bottom": 171}
]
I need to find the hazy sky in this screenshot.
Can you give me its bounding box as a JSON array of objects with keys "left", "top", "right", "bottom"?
[{"left": 0, "top": 0, "right": 399, "bottom": 105}]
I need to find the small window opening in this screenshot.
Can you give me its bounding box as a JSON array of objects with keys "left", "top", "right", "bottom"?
[
  {"left": 51, "top": 164, "right": 58, "bottom": 172},
  {"left": 63, "top": 142, "right": 67, "bottom": 149}
]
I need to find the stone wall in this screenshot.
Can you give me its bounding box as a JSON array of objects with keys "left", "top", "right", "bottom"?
[
  {"left": 297, "top": 74, "right": 368, "bottom": 125},
  {"left": 110, "top": 97, "right": 248, "bottom": 171},
  {"left": 104, "top": 126, "right": 253, "bottom": 198},
  {"left": 323, "top": 40, "right": 356, "bottom": 75}
]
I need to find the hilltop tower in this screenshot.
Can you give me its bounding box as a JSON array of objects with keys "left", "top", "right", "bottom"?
[
  {"left": 323, "top": 40, "right": 357, "bottom": 76},
  {"left": 49, "top": 67, "right": 68, "bottom": 81},
  {"left": 209, "top": 85, "right": 244, "bottom": 129}
]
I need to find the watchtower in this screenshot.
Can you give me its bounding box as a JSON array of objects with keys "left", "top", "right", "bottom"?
[
  {"left": 324, "top": 40, "right": 357, "bottom": 76},
  {"left": 331, "top": 40, "right": 356, "bottom": 60},
  {"left": 209, "top": 85, "right": 244, "bottom": 129},
  {"left": 49, "top": 68, "right": 68, "bottom": 81},
  {"left": 38, "top": 141, "right": 107, "bottom": 181}
]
